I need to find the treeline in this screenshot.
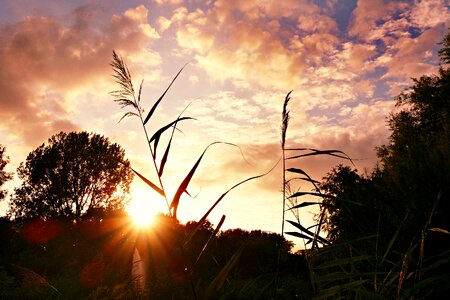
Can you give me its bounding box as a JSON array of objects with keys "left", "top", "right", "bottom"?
[
  {"left": 300, "top": 33, "right": 450, "bottom": 298},
  {"left": 0, "top": 213, "right": 308, "bottom": 299}
]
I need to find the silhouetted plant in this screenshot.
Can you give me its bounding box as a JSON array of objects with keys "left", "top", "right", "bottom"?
[
  {"left": 9, "top": 131, "right": 133, "bottom": 222},
  {"left": 300, "top": 31, "right": 450, "bottom": 299},
  {"left": 111, "top": 51, "right": 271, "bottom": 298},
  {"left": 0, "top": 145, "right": 13, "bottom": 201}
]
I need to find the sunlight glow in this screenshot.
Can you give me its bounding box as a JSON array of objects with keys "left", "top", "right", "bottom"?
[{"left": 126, "top": 193, "right": 166, "bottom": 228}]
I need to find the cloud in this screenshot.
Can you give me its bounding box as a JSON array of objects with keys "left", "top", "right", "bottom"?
[
  {"left": 0, "top": 4, "right": 159, "bottom": 147},
  {"left": 349, "top": 0, "right": 409, "bottom": 41},
  {"left": 379, "top": 26, "right": 447, "bottom": 83},
  {"left": 170, "top": 1, "right": 336, "bottom": 90},
  {"left": 410, "top": 0, "right": 450, "bottom": 28},
  {"left": 156, "top": 16, "right": 171, "bottom": 32},
  {"left": 154, "top": 0, "right": 183, "bottom": 5},
  {"left": 297, "top": 12, "right": 337, "bottom": 33}
]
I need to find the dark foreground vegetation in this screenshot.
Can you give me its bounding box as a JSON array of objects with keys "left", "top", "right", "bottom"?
[
  {"left": 0, "top": 213, "right": 306, "bottom": 299},
  {"left": 0, "top": 33, "right": 449, "bottom": 299}
]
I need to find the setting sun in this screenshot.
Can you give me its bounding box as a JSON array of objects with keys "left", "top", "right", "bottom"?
[{"left": 126, "top": 193, "right": 166, "bottom": 228}]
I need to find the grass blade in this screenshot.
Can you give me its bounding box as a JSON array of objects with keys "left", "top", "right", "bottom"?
[
  {"left": 288, "top": 202, "right": 322, "bottom": 209},
  {"left": 286, "top": 167, "right": 320, "bottom": 191},
  {"left": 285, "top": 231, "right": 313, "bottom": 242},
  {"left": 428, "top": 227, "right": 450, "bottom": 234},
  {"left": 288, "top": 191, "right": 335, "bottom": 199},
  {"left": 158, "top": 103, "right": 192, "bottom": 177},
  {"left": 143, "top": 64, "right": 187, "bottom": 125},
  {"left": 184, "top": 161, "right": 279, "bottom": 248},
  {"left": 194, "top": 215, "right": 226, "bottom": 266},
  {"left": 149, "top": 116, "right": 195, "bottom": 158},
  {"left": 170, "top": 142, "right": 223, "bottom": 219},
  {"left": 286, "top": 220, "right": 329, "bottom": 245},
  {"left": 131, "top": 167, "right": 165, "bottom": 197},
  {"left": 203, "top": 245, "right": 244, "bottom": 299},
  {"left": 286, "top": 148, "right": 354, "bottom": 166}
]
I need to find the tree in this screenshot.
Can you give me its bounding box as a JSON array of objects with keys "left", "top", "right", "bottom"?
[
  {"left": 377, "top": 40, "right": 450, "bottom": 236},
  {"left": 321, "top": 33, "right": 450, "bottom": 244},
  {"left": 312, "top": 34, "right": 450, "bottom": 298},
  {"left": 0, "top": 145, "right": 13, "bottom": 201},
  {"left": 9, "top": 131, "right": 133, "bottom": 221}
]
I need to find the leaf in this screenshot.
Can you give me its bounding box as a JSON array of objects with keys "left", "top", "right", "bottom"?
[
  {"left": 158, "top": 138, "right": 172, "bottom": 177},
  {"left": 285, "top": 231, "right": 313, "bottom": 242},
  {"left": 203, "top": 245, "right": 244, "bottom": 299},
  {"left": 194, "top": 215, "right": 226, "bottom": 266},
  {"left": 288, "top": 202, "right": 322, "bottom": 209},
  {"left": 286, "top": 148, "right": 354, "bottom": 166},
  {"left": 286, "top": 168, "right": 311, "bottom": 177},
  {"left": 149, "top": 116, "right": 195, "bottom": 158},
  {"left": 9, "top": 264, "right": 64, "bottom": 297},
  {"left": 428, "top": 227, "right": 450, "bottom": 234},
  {"left": 286, "top": 220, "right": 329, "bottom": 245},
  {"left": 158, "top": 103, "right": 193, "bottom": 177},
  {"left": 184, "top": 161, "right": 278, "bottom": 247},
  {"left": 170, "top": 142, "right": 222, "bottom": 219},
  {"left": 143, "top": 64, "right": 187, "bottom": 125},
  {"left": 131, "top": 168, "right": 165, "bottom": 197},
  {"left": 288, "top": 191, "right": 335, "bottom": 199},
  {"left": 286, "top": 176, "right": 320, "bottom": 185},
  {"left": 286, "top": 168, "right": 320, "bottom": 191}
]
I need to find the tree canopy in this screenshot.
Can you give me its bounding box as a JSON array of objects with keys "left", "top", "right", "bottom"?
[
  {"left": 0, "top": 145, "right": 13, "bottom": 201},
  {"left": 8, "top": 131, "right": 133, "bottom": 221}
]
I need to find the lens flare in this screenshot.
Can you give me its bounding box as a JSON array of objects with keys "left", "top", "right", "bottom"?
[{"left": 126, "top": 197, "right": 161, "bottom": 228}]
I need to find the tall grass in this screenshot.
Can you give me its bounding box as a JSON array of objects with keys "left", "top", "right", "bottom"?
[
  {"left": 111, "top": 51, "right": 271, "bottom": 298},
  {"left": 278, "top": 116, "right": 450, "bottom": 300}
]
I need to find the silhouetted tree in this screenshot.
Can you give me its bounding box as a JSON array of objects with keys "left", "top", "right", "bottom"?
[
  {"left": 377, "top": 38, "right": 450, "bottom": 239},
  {"left": 0, "top": 145, "right": 13, "bottom": 201},
  {"left": 321, "top": 33, "right": 450, "bottom": 246},
  {"left": 312, "top": 33, "right": 450, "bottom": 299},
  {"left": 8, "top": 131, "right": 133, "bottom": 222}
]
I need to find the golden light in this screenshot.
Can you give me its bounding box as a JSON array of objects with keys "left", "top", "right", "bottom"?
[{"left": 126, "top": 190, "right": 167, "bottom": 228}]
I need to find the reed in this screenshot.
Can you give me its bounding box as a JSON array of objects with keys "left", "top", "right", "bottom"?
[{"left": 111, "top": 51, "right": 270, "bottom": 299}]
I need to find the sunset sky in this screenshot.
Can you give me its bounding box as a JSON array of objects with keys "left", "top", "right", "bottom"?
[{"left": 0, "top": 0, "right": 449, "bottom": 245}]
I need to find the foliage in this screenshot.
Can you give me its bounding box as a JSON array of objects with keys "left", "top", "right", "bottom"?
[
  {"left": 307, "top": 32, "right": 450, "bottom": 299},
  {"left": 0, "top": 214, "right": 307, "bottom": 299},
  {"left": 8, "top": 131, "right": 133, "bottom": 222},
  {"left": 0, "top": 145, "right": 13, "bottom": 201}
]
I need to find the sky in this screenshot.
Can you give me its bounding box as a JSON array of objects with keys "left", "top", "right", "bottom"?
[{"left": 0, "top": 0, "right": 449, "bottom": 247}]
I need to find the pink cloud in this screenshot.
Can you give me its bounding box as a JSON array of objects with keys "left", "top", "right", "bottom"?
[
  {"left": 349, "top": 0, "right": 409, "bottom": 41},
  {"left": 0, "top": 5, "right": 157, "bottom": 147},
  {"left": 410, "top": 0, "right": 450, "bottom": 28},
  {"left": 380, "top": 26, "right": 446, "bottom": 82}
]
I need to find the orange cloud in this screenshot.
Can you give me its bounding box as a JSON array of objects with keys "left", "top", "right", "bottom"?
[
  {"left": 380, "top": 26, "right": 446, "bottom": 83},
  {"left": 349, "top": 0, "right": 408, "bottom": 41},
  {"left": 0, "top": 5, "right": 158, "bottom": 146}
]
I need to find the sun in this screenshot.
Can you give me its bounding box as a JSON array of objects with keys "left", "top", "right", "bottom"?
[{"left": 126, "top": 195, "right": 165, "bottom": 228}]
